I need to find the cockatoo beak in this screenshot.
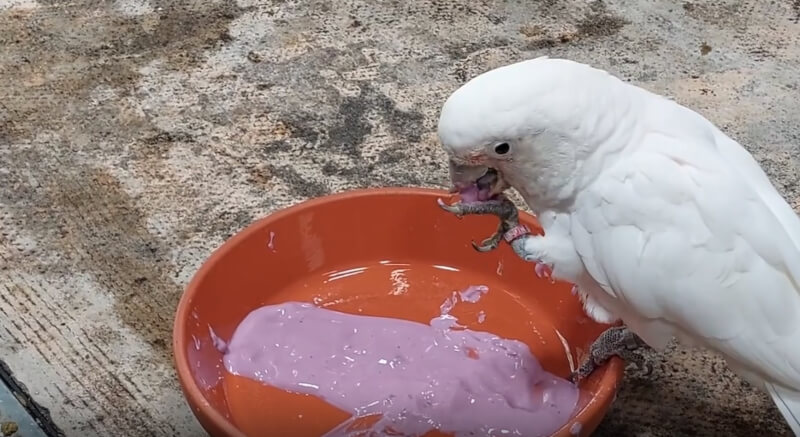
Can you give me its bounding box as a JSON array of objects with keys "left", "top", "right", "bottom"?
[
  {"left": 447, "top": 159, "right": 508, "bottom": 199},
  {"left": 484, "top": 171, "right": 509, "bottom": 198},
  {"left": 448, "top": 160, "right": 489, "bottom": 192}
]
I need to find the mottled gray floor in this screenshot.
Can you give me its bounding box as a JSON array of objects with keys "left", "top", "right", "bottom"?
[{"left": 1, "top": 0, "right": 799, "bottom": 435}]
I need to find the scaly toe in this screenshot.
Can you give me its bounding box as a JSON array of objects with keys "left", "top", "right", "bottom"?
[
  {"left": 568, "top": 355, "right": 600, "bottom": 384},
  {"left": 569, "top": 326, "right": 650, "bottom": 384},
  {"left": 437, "top": 198, "right": 463, "bottom": 217},
  {"left": 472, "top": 239, "right": 498, "bottom": 252},
  {"left": 471, "top": 223, "right": 505, "bottom": 253}
]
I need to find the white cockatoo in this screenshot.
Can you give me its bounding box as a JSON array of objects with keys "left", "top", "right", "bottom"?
[{"left": 436, "top": 56, "right": 800, "bottom": 434}]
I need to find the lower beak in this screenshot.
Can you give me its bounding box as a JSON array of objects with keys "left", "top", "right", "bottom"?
[
  {"left": 448, "top": 160, "right": 490, "bottom": 191},
  {"left": 485, "top": 174, "right": 507, "bottom": 197}
]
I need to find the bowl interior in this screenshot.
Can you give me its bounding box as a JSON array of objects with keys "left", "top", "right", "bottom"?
[{"left": 174, "top": 188, "right": 622, "bottom": 437}]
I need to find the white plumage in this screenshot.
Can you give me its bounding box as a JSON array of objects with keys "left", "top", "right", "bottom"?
[{"left": 438, "top": 57, "right": 800, "bottom": 434}]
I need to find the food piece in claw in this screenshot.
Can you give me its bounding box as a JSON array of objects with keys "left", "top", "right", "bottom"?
[{"left": 437, "top": 196, "right": 521, "bottom": 252}]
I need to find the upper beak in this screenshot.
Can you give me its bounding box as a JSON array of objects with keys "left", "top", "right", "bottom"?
[{"left": 448, "top": 159, "right": 489, "bottom": 192}]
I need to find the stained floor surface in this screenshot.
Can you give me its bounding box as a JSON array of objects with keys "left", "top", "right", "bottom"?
[{"left": 0, "top": 0, "right": 799, "bottom": 435}]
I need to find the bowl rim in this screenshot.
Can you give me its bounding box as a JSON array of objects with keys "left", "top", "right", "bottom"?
[{"left": 172, "top": 186, "right": 624, "bottom": 437}]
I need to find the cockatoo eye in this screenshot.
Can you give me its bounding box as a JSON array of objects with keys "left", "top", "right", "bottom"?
[{"left": 494, "top": 143, "right": 510, "bottom": 155}]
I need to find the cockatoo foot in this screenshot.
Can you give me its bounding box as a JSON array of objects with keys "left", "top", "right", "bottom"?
[
  {"left": 568, "top": 326, "right": 651, "bottom": 384},
  {"left": 437, "top": 197, "right": 520, "bottom": 252},
  {"left": 471, "top": 223, "right": 505, "bottom": 252}
]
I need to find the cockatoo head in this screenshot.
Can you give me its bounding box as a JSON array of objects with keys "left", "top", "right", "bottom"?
[{"left": 437, "top": 56, "right": 618, "bottom": 210}]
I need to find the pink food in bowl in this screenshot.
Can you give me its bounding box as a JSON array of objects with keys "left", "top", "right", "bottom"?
[{"left": 172, "top": 187, "right": 624, "bottom": 437}]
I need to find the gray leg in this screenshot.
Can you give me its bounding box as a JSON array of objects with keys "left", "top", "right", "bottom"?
[
  {"left": 437, "top": 197, "right": 520, "bottom": 252},
  {"left": 569, "top": 326, "right": 652, "bottom": 383},
  {"left": 437, "top": 197, "right": 519, "bottom": 223}
]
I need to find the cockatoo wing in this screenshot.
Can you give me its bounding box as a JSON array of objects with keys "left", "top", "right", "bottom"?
[{"left": 570, "top": 131, "right": 800, "bottom": 396}]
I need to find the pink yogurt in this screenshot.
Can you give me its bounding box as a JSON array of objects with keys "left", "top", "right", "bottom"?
[{"left": 222, "top": 302, "right": 579, "bottom": 436}]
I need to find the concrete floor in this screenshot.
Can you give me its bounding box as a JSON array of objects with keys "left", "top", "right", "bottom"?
[{"left": 0, "top": 0, "right": 799, "bottom": 435}]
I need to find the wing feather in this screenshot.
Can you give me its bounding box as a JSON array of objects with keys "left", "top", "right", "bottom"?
[{"left": 571, "top": 132, "right": 800, "bottom": 389}]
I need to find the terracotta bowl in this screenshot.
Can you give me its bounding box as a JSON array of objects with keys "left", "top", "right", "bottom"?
[{"left": 173, "top": 187, "right": 623, "bottom": 437}]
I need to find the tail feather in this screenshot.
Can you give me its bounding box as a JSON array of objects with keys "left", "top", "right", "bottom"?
[{"left": 766, "top": 382, "right": 800, "bottom": 436}]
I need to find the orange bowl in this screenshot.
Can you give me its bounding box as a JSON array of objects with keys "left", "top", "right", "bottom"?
[{"left": 173, "top": 187, "right": 623, "bottom": 437}]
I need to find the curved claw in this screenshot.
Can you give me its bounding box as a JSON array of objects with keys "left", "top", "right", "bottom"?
[
  {"left": 437, "top": 198, "right": 463, "bottom": 216},
  {"left": 471, "top": 223, "right": 505, "bottom": 253},
  {"left": 471, "top": 240, "right": 496, "bottom": 252}
]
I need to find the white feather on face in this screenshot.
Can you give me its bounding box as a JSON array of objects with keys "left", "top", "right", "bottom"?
[{"left": 436, "top": 56, "right": 638, "bottom": 212}]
